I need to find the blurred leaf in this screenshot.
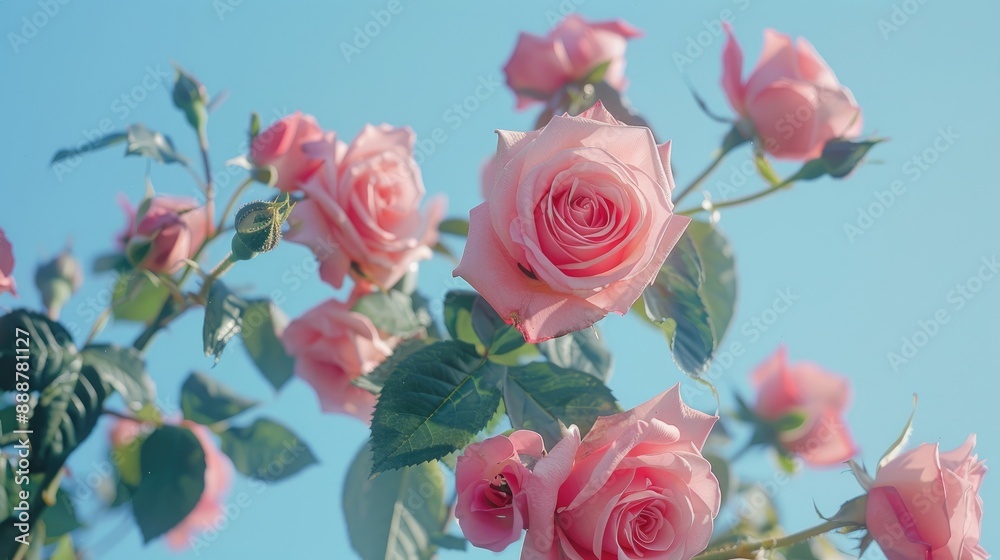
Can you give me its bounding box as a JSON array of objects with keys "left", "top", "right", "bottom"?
[
  {"left": 343, "top": 443, "right": 446, "bottom": 560},
  {"left": 180, "top": 372, "right": 258, "bottom": 425},
  {"left": 685, "top": 221, "right": 737, "bottom": 344},
  {"left": 571, "top": 81, "right": 656, "bottom": 137},
  {"left": 438, "top": 218, "right": 469, "bottom": 237},
  {"left": 202, "top": 281, "right": 247, "bottom": 364},
  {"left": 536, "top": 328, "right": 613, "bottom": 382},
  {"left": 754, "top": 152, "right": 782, "bottom": 187},
  {"left": 50, "top": 131, "right": 128, "bottom": 165},
  {"left": 111, "top": 272, "right": 170, "bottom": 324},
  {"left": 503, "top": 362, "right": 618, "bottom": 449},
  {"left": 220, "top": 418, "right": 318, "bottom": 482},
  {"left": 352, "top": 290, "right": 424, "bottom": 339},
  {"left": 580, "top": 60, "right": 612, "bottom": 85},
  {"left": 40, "top": 489, "right": 82, "bottom": 542},
  {"left": 240, "top": 299, "right": 295, "bottom": 391},
  {"left": 48, "top": 536, "right": 75, "bottom": 560},
  {"left": 370, "top": 341, "right": 505, "bottom": 476},
  {"left": 818, "top": 138, "right": 884, "bottom": 179},
  {"left": 79, "top": 344, "right": 154, "bottom": 407},
  {"left": 131, "top": 425, "right": 206, "bottom": 543},
  {"left": 641, "top": 234, "right": 716, "bottom": 376},
  {"left": 125, "top": 123, "right": 189, "bottom": 165}
]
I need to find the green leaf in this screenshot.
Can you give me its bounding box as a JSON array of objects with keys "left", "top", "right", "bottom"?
[
  {"left": 49, "top": 536, "right": 76, "bottom": 560},
  {"left": 125, "top": 123, "right": 189, "bottom": 165},
  {"left": 220, "top": 418, "right": 318, "bottom": 482},
  {"left": 772, "top": 411, "right": 807, "bottom": 433},
  {"left": 442, "top": 290, "right": 480, "bottom": 345},
  {"left": 111, "top": 272, "right": 170, "bottom": 324},
  {"left": 819, "top": 138, "right": 884, "bottom": 179},
  {"left": 720, "top": 125, "right": 751, "bottom": 153},
  {"left": 754, "top": 152, "right": 782, "bottom": 187},
  {"left": 131, "top": 425, "right": 206, "bottom": 543},
  {"left": 471, "top": 297, "right": 524, "bottom": 356},
  {"left": 203, "top": 281, "right": 247, "bottom": 364},
  {"left": 0, "top": 309, "right": 79, "bottom": 391},
  {"left": 352, "top": 290, "right": 424, "bottom": 338},
  {"left": 353, "top": 339, "right": 429, "bottom": 395},
  {"left": 180, "top": 372, "right": 258, "bottom": 425},
  {"left": 685, "top": 221, "right": 737, "bottom": 344},
  {"left": 877, "top": 394, "right": 918, "bottom": 473},
  {"left": 29, "top": 367, "right": 101, "bottom": 473},
  {"left": 502, "top": 362, "right": 618, "bottom": 448},
  {"left": 536, "top": 328, "right": 613, "bottom": 382},
  {"left": 79, "top": 344, "right": 154, "bottom": 407},
  {"left": 438, "top": 218, "right": 469, "bottom": 237},
  {"left": 641, "top": 235, "right": 717, "bottom": 376},
  {"left": 430, "top": 533, "right": 467, "bottom": 551},
  {"left": 50, "top": 131, "right": 128, "bottom": 165},
  {"left": 343, "top": 443, "right": 446, "bottom": 560},
  {"left": 370, "top": 341, "right": 505, "bottom": 476},
  {"left": 240, "top": 299, "right": 295, "bottom": 391},
  {"left": 40, "top": 489, "right": 82, "bottom": 542},
  {"left": 580, "top": 60, "right": 612, "bottom": 85}
]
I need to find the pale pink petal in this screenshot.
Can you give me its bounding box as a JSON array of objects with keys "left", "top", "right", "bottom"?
[{"left": 721, "top": 23, "right": 746, "bottom": 115}]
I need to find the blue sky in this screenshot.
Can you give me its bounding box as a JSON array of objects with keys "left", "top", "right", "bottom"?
[{"left": 2, "top": 1, "right": 997, "bottom": 558}]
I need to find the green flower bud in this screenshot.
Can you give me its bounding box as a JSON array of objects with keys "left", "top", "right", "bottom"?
[
  {"left": 172, "top": 65, "right": 209, "bottom": 132},
  {"left": 231, "top": 194, "right": 296, "bottom": 261},
  {"left": 35, "top": 247, "right": 84, "bottom": 320}
]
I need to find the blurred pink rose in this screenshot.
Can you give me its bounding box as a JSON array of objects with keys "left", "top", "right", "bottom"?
[
  {"left": 281, "top": 299, "right": 393, "bottom": 422},
  {"left": 866, "top": 435, "right": 987, "bottom": 560},
  {"left": 167, "top": 422, "right": 235, "bottom": 551},
  {"left": 250, "top": 112, "right": 325, "bottom": 192},
  {"left": 108, "top": 419, "right": 233, "bottom": 550},
  {"left": 522, "top": 384, "right": 720, "bottom": 560},
  {"left": 751, "top": 347, "right": 857, "bottom": 466},
  {"left": 287, "top": 125, "right": 445, "bottom": 289},
  {"left": 504, "top": 15, "right": 641, "bottom": 109},
  {"left": 455, "top": 430, "right": 544, "bottom": 552},
  {"left": 118, "top": 195, "right": 214, "bottom": 274},
  {"left": 454, "top": 103, "right": 689, "bottom": 343},
  {"left": 0, "top": 227, "right": 16, "bottom": 296},
  {"left": 722, "top": 24, "right": 862, "bottom": 160}
]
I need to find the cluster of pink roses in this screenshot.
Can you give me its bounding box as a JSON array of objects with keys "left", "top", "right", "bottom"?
[
  {"left": 455, "top": 386, "right": 721, "bottom": 559},
  {"left": 246, "top": 113, "right": 443, "bottom": 421}
]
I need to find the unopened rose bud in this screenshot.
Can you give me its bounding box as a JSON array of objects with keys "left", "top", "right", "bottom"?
[
  {"left": 35, "top": 247, "right": 83, "bottom": 320},
  {"left": 172, "top": 65, "right": 209, "bottom": 133},
  {"left": 231, "top": 194, "right": 296, "bottom": 261}
]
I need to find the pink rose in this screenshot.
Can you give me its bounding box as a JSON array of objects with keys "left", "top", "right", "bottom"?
[
  {"left": 751, "top": 347, "right": 857, "bottom": 466},
  {"left": 453, "top": 103, "right": 690, "bottom": 343},
  {"left": 866, "top": 435, "right": 987, "bottom": 560},
  {"left": 504, "top": 15, "right": 641, "bottom": 109},
  {"left": 286, "top": 125, "right": 445, "bottom": 289},
  {"left": 166, "top": 422, "right": 235, "bottom": 550},
  {"left": 281, "top": 299, "right": 393, "bottom": 422},
  {"left": 250, "top": 112, "right": 325, "bottom": 192},
  {"left": 722, "top": 25, "right": 862, "bottom": 160},
  {"left": 455, "top": 430, "right": 544, "bottom": 552},
  {"left": 0, "top": 227, "right": 16, "bottom": 296},
  {"left": 522, "top": 384, "right": 721, "bottom": 560},
  {"left": 118, "top": 195, "right": 214, "bottom": 274},
  {"left": 480, "top": 154, "right": 497, "bottom": 200}
]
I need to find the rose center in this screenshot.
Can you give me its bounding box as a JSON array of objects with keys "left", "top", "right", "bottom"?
[{"left": 485, "top": 474, "right": 513, "bottom": 508}]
